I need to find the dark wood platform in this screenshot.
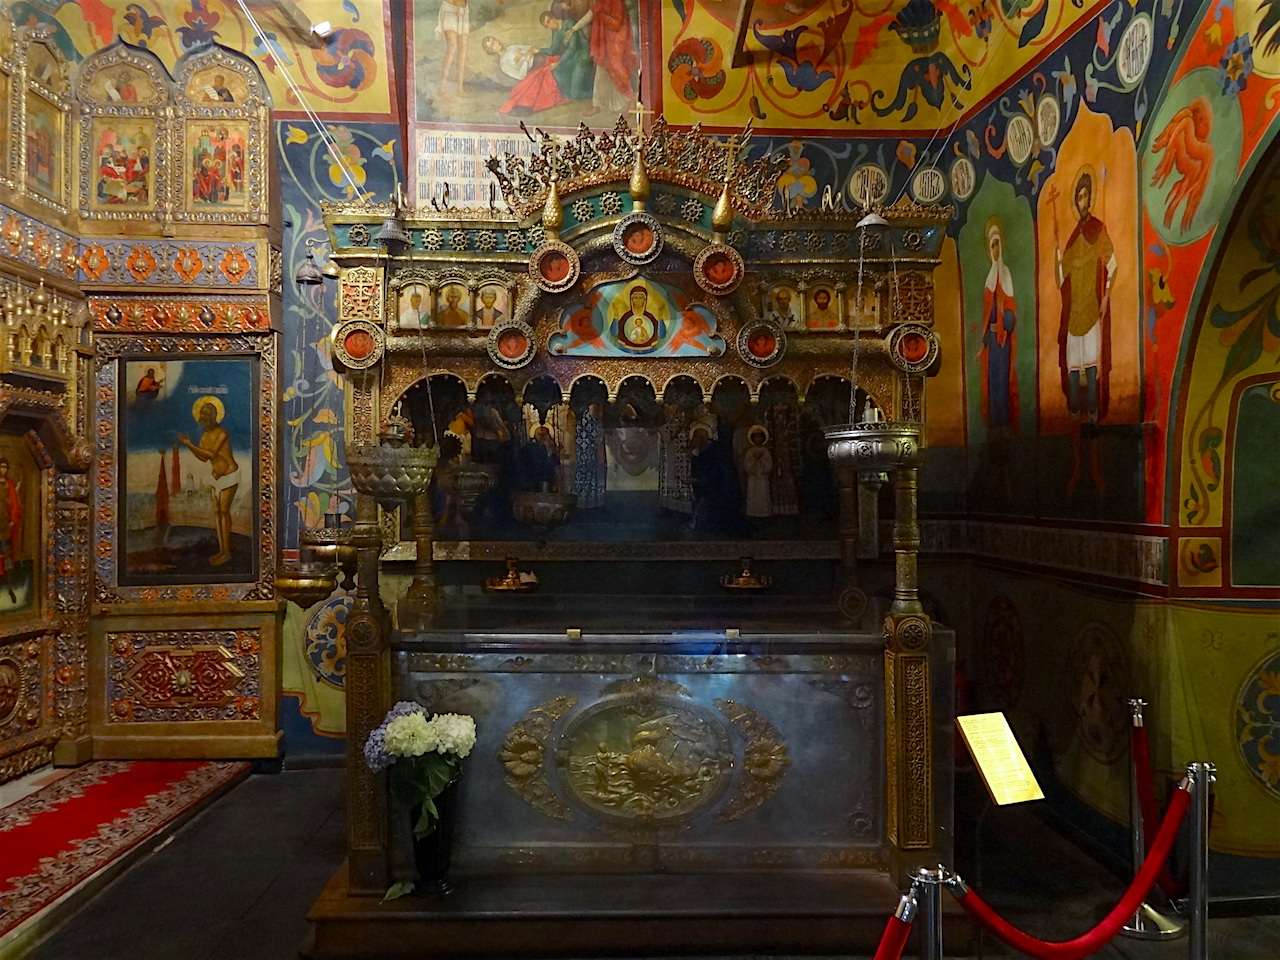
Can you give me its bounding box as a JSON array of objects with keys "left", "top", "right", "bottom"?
[{"left": 302, "top": 862, "right": 977, "bottom": 959}]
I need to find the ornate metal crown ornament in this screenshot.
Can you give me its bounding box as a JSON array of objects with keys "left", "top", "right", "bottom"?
[{"left": 485, "top": 117, "right": 789, "bottom": 222}]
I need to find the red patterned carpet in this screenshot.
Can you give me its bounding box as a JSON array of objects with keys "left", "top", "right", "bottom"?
[{"left": 0, "top": 760, "right": 250, "bottom": 941}]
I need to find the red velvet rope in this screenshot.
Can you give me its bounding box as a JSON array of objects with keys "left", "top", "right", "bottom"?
[
  {"left": 871, "top": 915, "right": 913, "bottom": 960},
  {"left": 953, "top": 785, "right": 1192, "bottom": 960},
  {"left": 1132, "top": 725, "right": 1189, "bottom": 899}
]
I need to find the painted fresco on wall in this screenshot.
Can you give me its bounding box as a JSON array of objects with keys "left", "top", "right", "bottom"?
[
  {"left": 275, "top": 117, "right": 401, "bottom": 751},
  {"left": 960, "top": 570, "right": 1280, "bottom": 858},
  {"left": 118, "top": 357, "right": 258, "bottom": 585},
  {"left": 959, "top": 174, "right": 1034, "bottom": 502},
  {"left": 1137, "top": 0, "right": 1280, "bottom": 524},
  {"left": 924, "top": 236, "right": 966, "bottom": 449},
  {"left": 1176, "top": 170, "right": 1280, "bottom": 538},
  {"left": 659, "top": 0, "right": 1108, "bottom": 134},
  {"left": 90, "top": 118, "right": 155, "bottom": 210},
  {"left": 960, "top": 175, "right": 1034, "bottom": 438},
  {"left": 1035, "top": 105, "right": 1138, "bottom": 485},
  {"left": 1230, "top": 381, "right": 1280, "bottom": 585},
  {"left": 23, "top": 91, "right": 60, "bottom": 200},
  {"left": 0, "top": 436, "right": 37, "bottom": 619},
  {"left": 1237, "top": 641, "right": 1280, "bottom": 804},
  {"left": 412, "top": 0, "right": 639, "bottom": 128},
  {"left": 187, "top": 120, "right": 247, "bottom": 209},
  {"left": 276, "top": 120, "right": 400, "bottom": 549},
  {"left": 1144, "top": 67, "right": 1243, "bottom": 246},
  {"left": 10, "top": 0, "right": 390, "bottom": 116}
]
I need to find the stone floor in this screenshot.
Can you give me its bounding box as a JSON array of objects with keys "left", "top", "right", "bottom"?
[{"left": 15, "top": 766, "right": 1280, "bottom": 959}]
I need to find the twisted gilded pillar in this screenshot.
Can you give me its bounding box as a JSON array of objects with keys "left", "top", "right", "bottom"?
[{"left": 344, "top": 491, "right": 390, "bottom": 895}]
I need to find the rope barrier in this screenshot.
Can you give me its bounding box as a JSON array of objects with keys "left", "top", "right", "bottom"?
[
  {"left": 871, "top": 908, "right": 915, "bottom": 960},
  {"left": 949, "top": 781, "right": 1192, "bottom": 960},
  {"left": 868, "top": 884, "right": 918, "bottom": 960},
  {"left": 1132, "top": 722, "right": 1185, "bottom": 900}
]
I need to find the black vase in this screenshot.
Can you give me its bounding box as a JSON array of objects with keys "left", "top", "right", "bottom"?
[{"left": 410, "top": 781, "right": 458, "bottom": 897}]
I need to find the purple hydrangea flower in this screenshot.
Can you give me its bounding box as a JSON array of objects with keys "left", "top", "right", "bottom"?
[
  {"left": 365, "top": 702, "right": 429, "bottom": 771},
  {"left": 384, "top": 700, "right": 424, "bottom": 723},
  {"left": 363, "top": 724, "right": 393, "bottom": 772}
]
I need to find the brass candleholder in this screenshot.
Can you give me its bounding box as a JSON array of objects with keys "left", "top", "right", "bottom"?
[
  {"left": 301, "top": 526, "right": 357, "bottom": 592},
  {"left": 484, "top": 557, "right": 539, "bottom": 593},
  {"left": 720, "top": 558, "right": 771, "bottom": 591},
  {"left": 274, "top": 560, "right": 338, "bottom": 609}
]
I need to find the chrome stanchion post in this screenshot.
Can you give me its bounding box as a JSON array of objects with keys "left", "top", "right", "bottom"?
[
  {"left": 1123, "top": 699, "right": 1185, "bottom": 940},
  {"left": 915, "top": 865, "right": 946, "bottom": 960},
  {"left": 1188, "top": 761, "right": 1215, "bottom": 960}
]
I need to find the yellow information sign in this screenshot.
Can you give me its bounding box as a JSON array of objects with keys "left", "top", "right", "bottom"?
[{"left": 957, "top": 712, "right": 1044, "bottom": 806}]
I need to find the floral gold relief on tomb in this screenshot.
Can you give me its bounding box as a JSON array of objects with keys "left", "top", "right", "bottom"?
[{"left": 498, "top": 695, "right": 577, "bottom": 821}]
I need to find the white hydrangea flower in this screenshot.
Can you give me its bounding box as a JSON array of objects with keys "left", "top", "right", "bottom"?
[
  {"left": 383, "top": 712, "right": 436, "bottom": 758},
  {"left": 430, "top": 713, "right": 476, "bottom": 758}
]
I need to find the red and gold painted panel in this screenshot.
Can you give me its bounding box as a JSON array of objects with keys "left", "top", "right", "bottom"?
[
  {"left": 106, "top": 628, "right": 262, "bottom": 724},
  {"left": 89, "top": 295, "right": 271, "bottom": 333},
  {"left": 81, "top": 242, "right": 265, "bottom": 290}
]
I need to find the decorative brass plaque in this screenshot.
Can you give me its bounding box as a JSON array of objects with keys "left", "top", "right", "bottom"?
[{"left": 558, "top": 685, "right": 733, "bottom": 823}]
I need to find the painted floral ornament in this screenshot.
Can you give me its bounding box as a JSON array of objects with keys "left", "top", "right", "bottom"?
[
  {"left": 486, "top": 319, "right": 536, "bottom": 369},
  {"left": 613, "top": 212, "right": 663, "bottom": 266},
  {"left": 331, "top": 319, "right": 385, "bottom": 370},
  {"left": 694, "top": 243, "right": 745, "bottom": 296},
  {"left": 529, "top": 240, "right": 580, "bottom": 293},
  {"left": 737, "top": 319, "right": 785, "bottom": 368}
]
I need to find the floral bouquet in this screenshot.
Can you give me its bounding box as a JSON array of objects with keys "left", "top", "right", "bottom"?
[{"left": 363, "top": 701, "right": 477, "bottom": 839}]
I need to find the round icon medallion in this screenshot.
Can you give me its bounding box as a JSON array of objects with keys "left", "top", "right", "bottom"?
[
  {"left": 737, "top": 320, "right": 785, "bottom": 368},
  {"left": 888, "top": 323, "right": 939, "bottom": 373},
  {"left": 529, "top": 241, "right": 580, "bottom": 293},
  {"left": 486, "top": 319, "right": 536, "bottom": 369},
  {"left": 331, "top": 319, "right": 385, "bottom": 370},
  {"left": 694, "top": 243, "right": 745, "bottom": 295},
  {"left": 613, "top": 212, "right": 664, "bottom": 266}
]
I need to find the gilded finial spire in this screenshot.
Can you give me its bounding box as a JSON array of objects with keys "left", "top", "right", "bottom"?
[
  {"left": 542, "top": 139, "right": 564, "bottom": 239},
  {"left": 710, "top": 125, "right": 751, "bottom": 242},
  {"left": 630, "top": 95, "right": 653, "bottom": 212}
]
